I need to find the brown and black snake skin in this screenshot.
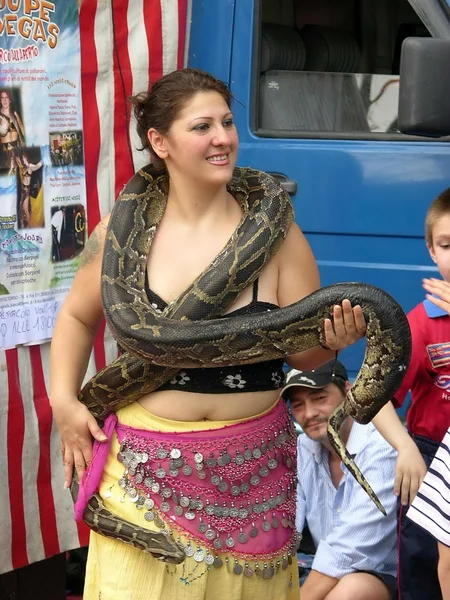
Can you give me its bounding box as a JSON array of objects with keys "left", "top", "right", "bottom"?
[{"left": 72, "top": 164, "right": 411, "bottom": 561}]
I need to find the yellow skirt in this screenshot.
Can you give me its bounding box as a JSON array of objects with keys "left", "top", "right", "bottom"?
[
  {"left": 29, "top": 185, "right": 44, "bottom": 228},
  {"left": 83, "top": 401, "right": 300, "bottom": 600}
]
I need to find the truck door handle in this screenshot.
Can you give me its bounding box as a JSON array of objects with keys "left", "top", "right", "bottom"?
[{"left": 267, "top": 173, "right": 298, "bottom": 196}]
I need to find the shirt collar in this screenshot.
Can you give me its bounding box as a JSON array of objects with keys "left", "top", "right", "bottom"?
[
  {"left": 345, "top": 421, "right": 370, "bottom": 455},
  {"left": 301, "top": 434, "right": 325, "bottom": 463},
  {"left": 301, "top": 420, "right": 371, "bottom": 463},
  {"left": 423, "top": 298, "right": 448, "bottom": 318}
]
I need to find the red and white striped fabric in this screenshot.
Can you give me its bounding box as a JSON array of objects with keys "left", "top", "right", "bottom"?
[{"left": 0, "top": 0, "right": 190, "bottom": 575}]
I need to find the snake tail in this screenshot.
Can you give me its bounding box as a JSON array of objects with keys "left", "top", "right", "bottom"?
[
  {"left": 327, "top": 402, "right": 387, "bottom": 516},
  {"left": 83, "top": 493, "right": 186, "bottom": 564}
]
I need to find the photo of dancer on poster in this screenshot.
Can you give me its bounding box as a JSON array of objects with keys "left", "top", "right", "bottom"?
[
  {"left": 0, "top": 88, "right": 25, "bottom": 174},
  {"left": 51, "top": 205, "right": 66, "bottom": 262},
  {"left": 49, "top": 131, "right": 83, "bottom": 167},
  {"left": 51, "top": 203, "right": 86, "bottom": 262},
  {"left": 15, "top": 147, "right": 44, "bottom": 230}
]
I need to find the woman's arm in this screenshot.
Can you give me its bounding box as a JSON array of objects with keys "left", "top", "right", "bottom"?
[
  {"left": 372, "top": 401, "right": 426, "bottom": 504},
  {"left": 50, "top": 217, "right": 110, "bottom": 488},
  {"left": 14, "top": 110, "right": 25, "bottom": 138},
  {"left": 276, "top": 222, "right": 425, "bottom": 502},
  {"left": 276, "top": 223, "right": 366, "bottom": 370},
  {"left": 28, "top": 161, "right": 42, "bottom": 172}
]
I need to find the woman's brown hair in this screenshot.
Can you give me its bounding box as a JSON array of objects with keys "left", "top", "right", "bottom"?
[{"left": 130, "top": 68, "right": 232, "bottom": 164}]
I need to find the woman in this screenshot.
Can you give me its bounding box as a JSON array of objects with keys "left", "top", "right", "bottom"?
[
  {"left": 50, "top": 68, "right": 422, "bottom": 600},
  {"left": 0, "top": 90, "right": 24, "bottom": 173},
  {"left": 16, "top": 151, "right": 43, "bottom": 229}
]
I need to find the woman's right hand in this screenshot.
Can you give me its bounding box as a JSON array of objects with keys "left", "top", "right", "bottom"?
[{"left": 52, "top": 397, "right": 107, "bottom": 489}]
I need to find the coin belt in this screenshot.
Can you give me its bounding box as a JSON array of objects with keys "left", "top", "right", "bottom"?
[{"left": 111, "top": 402, "right": 300, "bottom": 579}]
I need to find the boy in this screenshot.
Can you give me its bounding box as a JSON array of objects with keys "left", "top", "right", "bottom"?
[{"left": 394, "top": 187, "right": 450, "bottom": 599}]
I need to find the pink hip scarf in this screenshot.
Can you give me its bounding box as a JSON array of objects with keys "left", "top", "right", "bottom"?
[{"left": 75, "top": 400, "right": 299, "bottom": 569}]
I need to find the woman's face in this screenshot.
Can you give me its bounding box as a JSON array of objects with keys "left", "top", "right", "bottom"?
[
  {"left": 151, "top": 91, "right": 238, "bottom": 186},
  {"left": 1, "top": 93, "right": 11, "bottom": 109}
]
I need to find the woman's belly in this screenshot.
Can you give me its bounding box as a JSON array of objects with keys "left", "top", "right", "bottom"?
[
  {"left": 1, "top": 132, "right": 18, "bottom": 144},
  {"left": 137, "top": 388, "right": 281, "bottom": 421}
]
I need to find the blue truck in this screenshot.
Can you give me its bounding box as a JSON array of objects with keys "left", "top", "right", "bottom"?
[{"left": 189, "top": 0, "right": 450, "bottom": 415}]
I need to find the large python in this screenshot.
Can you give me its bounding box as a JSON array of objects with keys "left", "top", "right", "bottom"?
[{"left": 74, "top": 164, "right": 411, "bottom": 560}]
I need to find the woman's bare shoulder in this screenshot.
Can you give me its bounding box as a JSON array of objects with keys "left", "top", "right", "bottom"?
[
  {"left": 78, "top": 214, "right": 111, "bottom": 269},
  {"left": 276, "top": 222, "right": 320, "bottom": 306},
  {"left": 61, "top": 215, "right": 112, "bottom": 328}
]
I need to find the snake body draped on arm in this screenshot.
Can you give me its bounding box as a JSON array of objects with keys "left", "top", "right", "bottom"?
[{"left": 74, "top": 164, "right": 411, "bottom": 558}]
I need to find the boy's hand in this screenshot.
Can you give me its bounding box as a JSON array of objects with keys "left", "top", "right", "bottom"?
[
  {"left": 394, "top": 439, "right": 427, "bottom": 505},
  {"left": 423, "top": 278, "right": 450, "bottom": 315}
]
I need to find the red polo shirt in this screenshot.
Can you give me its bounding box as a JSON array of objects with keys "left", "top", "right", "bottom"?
[{"left": 393, "top": 300, "right": 450, "bottom": 443}]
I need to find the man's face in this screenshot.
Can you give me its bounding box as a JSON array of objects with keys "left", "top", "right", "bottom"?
[{"left": 289, "top": 382, "right": 346, "bottom": 443}]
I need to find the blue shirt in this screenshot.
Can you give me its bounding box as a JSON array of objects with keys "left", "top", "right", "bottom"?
[{"left": 296, "top": 422, "right": 398, "bottom": 578}]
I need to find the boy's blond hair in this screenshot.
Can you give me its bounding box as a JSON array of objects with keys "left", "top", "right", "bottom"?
[{"left": 426, "top": 188, "right": 450, "bottom": 246}]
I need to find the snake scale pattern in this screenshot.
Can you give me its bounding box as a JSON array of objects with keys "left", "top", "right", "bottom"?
[{"left": 73, "top": 164, "right": 411, "bottom": 560}]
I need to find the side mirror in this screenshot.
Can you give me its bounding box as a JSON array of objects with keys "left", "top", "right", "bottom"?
[{"left": 398, "top": 37, "right": 450, "bottom": 137}]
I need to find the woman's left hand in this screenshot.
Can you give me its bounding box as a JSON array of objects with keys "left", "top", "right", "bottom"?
[{"left": 323, "top": 299, "right": 366, "bottom": 351}]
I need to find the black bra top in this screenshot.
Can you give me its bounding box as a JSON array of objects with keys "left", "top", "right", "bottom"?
[
  {"left": 2, "top": 114, "right": 16, "bottom": 133},
  {"left": 145, "top": 273, "right": 285, "bottom": 394}
]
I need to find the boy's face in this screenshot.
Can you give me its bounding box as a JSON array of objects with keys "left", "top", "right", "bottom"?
[{"left": 428, "top": 213, "right": 450, "bottom": 282}]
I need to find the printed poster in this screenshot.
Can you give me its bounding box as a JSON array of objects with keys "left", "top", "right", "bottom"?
[{"left": 0, "top": 0, "right": 86, "bottom": 348}]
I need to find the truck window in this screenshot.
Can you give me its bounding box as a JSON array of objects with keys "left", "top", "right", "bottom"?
[{"left": 254, "top": 0, "right": 431, "bottom": 138}]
